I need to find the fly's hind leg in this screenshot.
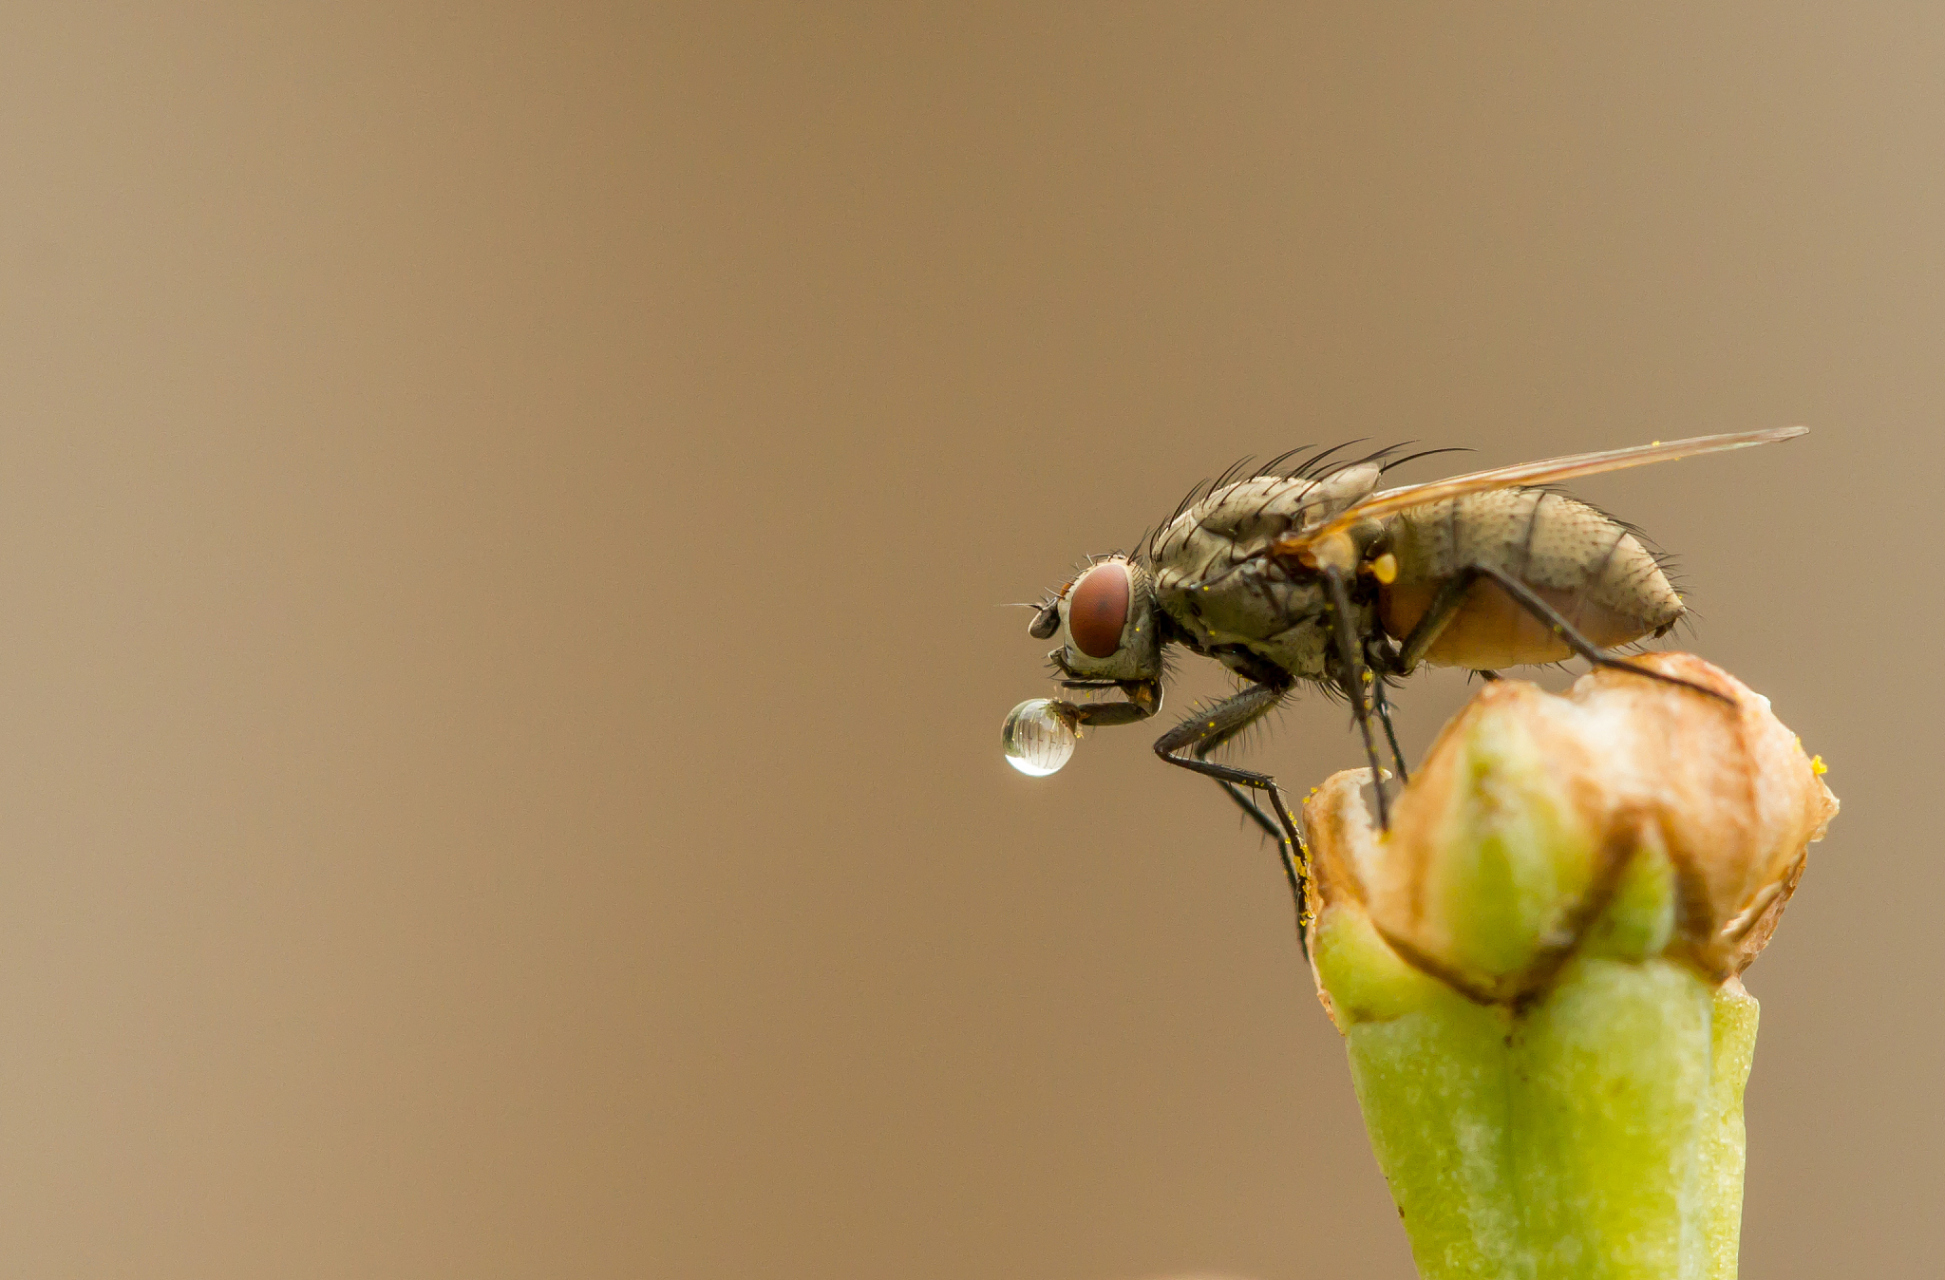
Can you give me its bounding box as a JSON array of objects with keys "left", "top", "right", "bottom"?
[
  {"left": 1151, "top": 682, "right": 1312, "bottom": 941},
  {"left": 1463, "top": 564, "right": 1733, "bottom": 703}
]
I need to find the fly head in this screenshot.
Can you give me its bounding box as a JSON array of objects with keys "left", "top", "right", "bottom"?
[{"left": 1030, "top": 555, "right": 1164, "bottom": 683}]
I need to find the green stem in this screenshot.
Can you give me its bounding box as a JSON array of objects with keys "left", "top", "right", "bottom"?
[{"left": 1317, "top": 906, "right": 1759, "bottom": 1279}]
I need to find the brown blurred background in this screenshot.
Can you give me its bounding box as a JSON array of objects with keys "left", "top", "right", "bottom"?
[{"left": 0, "top": 3, "right": 1936, "bottom": 1277}]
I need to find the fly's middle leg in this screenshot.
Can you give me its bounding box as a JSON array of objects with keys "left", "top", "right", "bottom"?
[
  {"left": 1151, "top": 682, "right": 1312, "bottom": 942},
  {"left": 1363, "top": 632, "right": 1411, "bottom": 785},
  {"left": 1321, "top": 566, "right": 1392, "bottom": 829}
]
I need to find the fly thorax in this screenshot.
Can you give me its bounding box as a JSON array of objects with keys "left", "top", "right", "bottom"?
[
  {"left": 1254, "top": 615, "right": 1334, "bottom": 680},
  {"left": 1148, "top": 461, "right": 1384, "bottom": 678},
  {"left": 1158, "top": 465, "right": 1385, "bottom": 565},
  {"left": 1156, "top": 556, "right": 1338, "bottom": 673},
  {"left": 1292, "top": 463, "right": 1383, "bottom": 526}
]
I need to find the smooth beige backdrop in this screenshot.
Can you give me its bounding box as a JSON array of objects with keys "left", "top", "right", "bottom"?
[{"left": 0, "top": 4, "right": 1937, "bottom": 1278}]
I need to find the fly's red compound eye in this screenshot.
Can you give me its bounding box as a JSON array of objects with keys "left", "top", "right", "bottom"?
[{"left": 1068, "top": 561, "right": 1130, "bottom": 658}]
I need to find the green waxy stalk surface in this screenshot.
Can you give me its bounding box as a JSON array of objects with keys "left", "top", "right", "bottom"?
[{"left": 1315, "top": 858, "right": 1759, "bottom": 1279}]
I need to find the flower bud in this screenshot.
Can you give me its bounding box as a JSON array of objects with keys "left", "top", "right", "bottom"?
[
  {"left": 1301, "top": 654, "right": 1837, "bottom": 1279},
  {"left": 1308, "top": 652, "right": 1836, "bottom": 1003}
]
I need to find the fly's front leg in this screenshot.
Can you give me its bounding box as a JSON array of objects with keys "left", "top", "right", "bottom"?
[
  {"left": 1321, "top": 566, "right": 1391, "bottom": 829},
  {"left": 1151, "top": 683, "right": 1312, "bottom": 941},
  {"left": 1215, "top": 780, "right": 1286, "bottom": 845},
  {"left": 1048, "top": 678, "right": 1163, "bottom": 729}
]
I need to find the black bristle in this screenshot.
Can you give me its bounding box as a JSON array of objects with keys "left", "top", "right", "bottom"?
[
  {"left": 1381, "top": 446, "right": 1472, "bottom": 473},
  {"left": 1292, "top": 439, "right": 1366, "bottom": 479}
]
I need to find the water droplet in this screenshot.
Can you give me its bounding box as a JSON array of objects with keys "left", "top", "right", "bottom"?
[{"left": 1001, "top": 699, "right": 1076, "bottom": 777}]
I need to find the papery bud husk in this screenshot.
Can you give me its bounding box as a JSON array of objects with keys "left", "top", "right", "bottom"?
[{"left": 1308, "top": 653, "right": 1837, "bottom": 1004}]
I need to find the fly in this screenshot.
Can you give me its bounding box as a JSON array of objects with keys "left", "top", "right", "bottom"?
[{"left": 1002, "top": 427, "right": 1808, "bottom": 936}]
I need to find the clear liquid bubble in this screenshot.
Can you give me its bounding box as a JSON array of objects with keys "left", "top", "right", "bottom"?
[{"left": 1002, "top": 698, "right": 1077, "bottom": 777}]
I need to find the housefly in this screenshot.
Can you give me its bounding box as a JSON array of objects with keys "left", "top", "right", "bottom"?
[{"left": 1002, "top": 427, "right": 1807, "bottom": 932}]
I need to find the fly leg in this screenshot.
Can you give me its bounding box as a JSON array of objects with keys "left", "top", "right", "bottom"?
[
  {"left": 1407, "top": 565, "right": 1732, "bottom": 703},
  {"left": 1051, "top": 678, "right": 1164, "bottom": 729},
  {"left": 1391, "top": 571, "right": 1473, "bottom": 674},
  {"left": 1061, "top": 681, "right": 1282, "bottom": 826},
  {"left": 1151, "top": 683, "right": 1312, "bottom": 940},
  {"left": 1320, "top": 566, "right": 1392, "bottom": 829},
  {"left": 1363, "top": 633, "right": 1411, "bottom": 785},
  {"left": 1218, "top": 781, "right": 1285, "bottom": 843},
  {"left": 1374, "top": 685, "right": 1409, "bottom": 785}
]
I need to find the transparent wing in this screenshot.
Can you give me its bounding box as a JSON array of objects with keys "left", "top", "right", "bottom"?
[{"left": 1273, "top": 426, "right": 1807, "bottom": 558}]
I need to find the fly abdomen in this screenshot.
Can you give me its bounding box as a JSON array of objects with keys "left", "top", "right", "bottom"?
[{"left": 1377, "top": 489, "right": 1682, "bottom": 670}]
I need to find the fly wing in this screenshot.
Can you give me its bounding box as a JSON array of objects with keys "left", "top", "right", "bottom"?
[{"left": 1272, "top": 426, "right": 1807, "bottom": 559}]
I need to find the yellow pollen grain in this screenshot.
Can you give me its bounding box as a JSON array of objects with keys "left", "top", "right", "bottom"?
[
  {"left": 1811, "top": 754, "right": 1828, "bottom": 776},
  {"left": 1372, "top": 552, "right": 1398, "bottom": 584}
]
